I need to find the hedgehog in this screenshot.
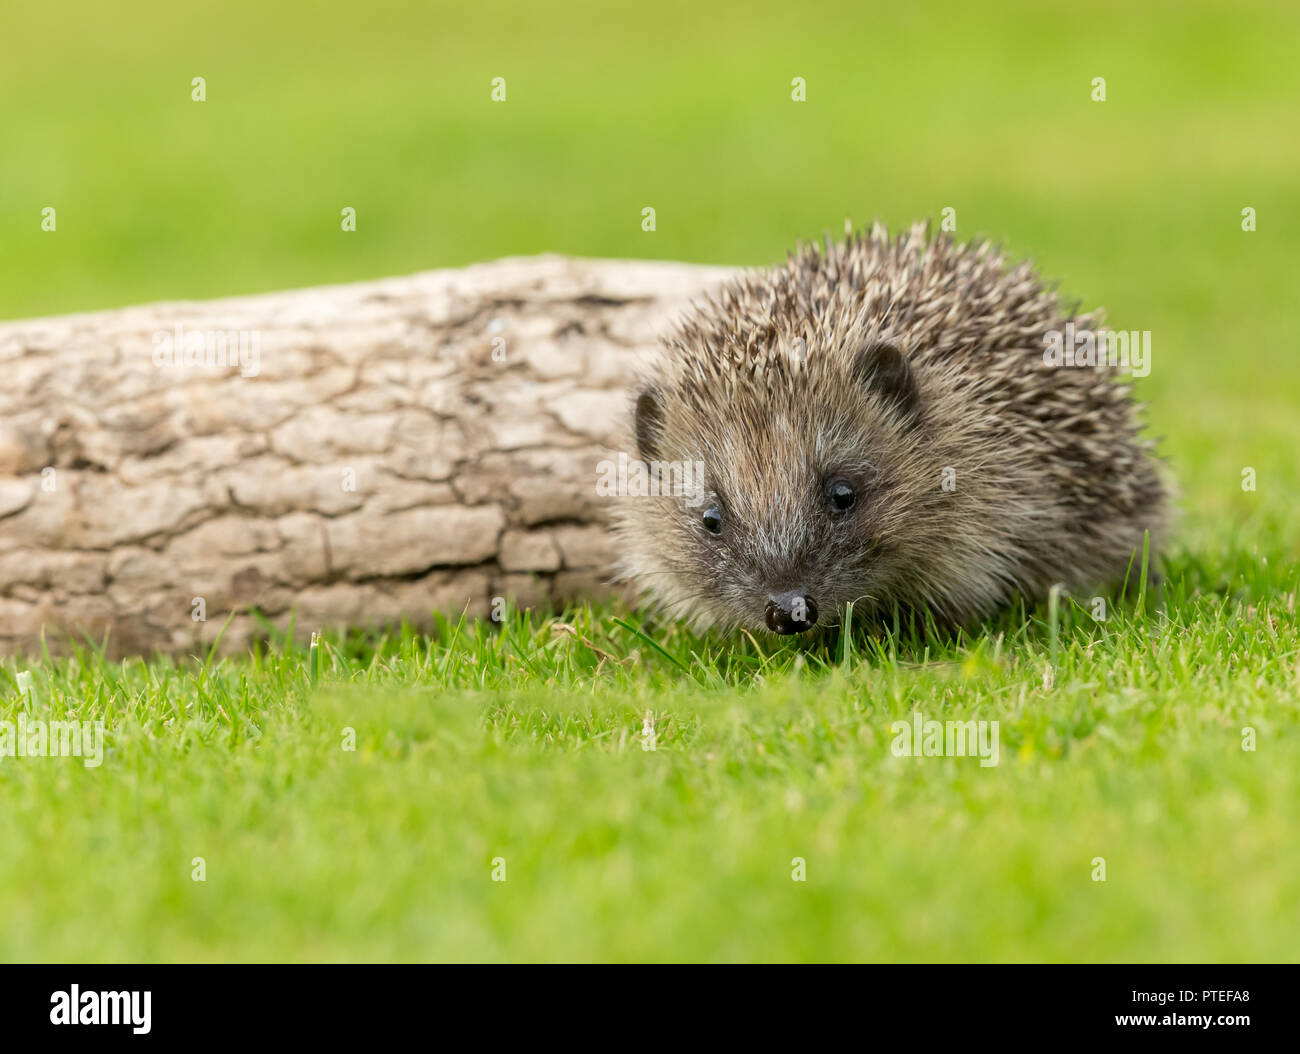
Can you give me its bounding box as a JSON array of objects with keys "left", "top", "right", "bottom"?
[{"left": 613, "top": 221, "right": 1167, "bottom": 636}]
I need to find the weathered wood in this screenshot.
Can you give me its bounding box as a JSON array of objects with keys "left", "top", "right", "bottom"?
[{"left": 0, "top": 255, "right": 735, "bottom": 656}]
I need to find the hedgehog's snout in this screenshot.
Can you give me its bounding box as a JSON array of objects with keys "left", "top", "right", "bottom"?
[{"left": 765, "top": 591, "right": 818, "bottom": 635}]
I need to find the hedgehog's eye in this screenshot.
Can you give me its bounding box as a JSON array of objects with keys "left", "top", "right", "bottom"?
[
  {"left": 701, "top": 506, "right": 724, "bottom": 535},
  {"left": 827, "top": 479, "right": 856, "bottom": 514}
]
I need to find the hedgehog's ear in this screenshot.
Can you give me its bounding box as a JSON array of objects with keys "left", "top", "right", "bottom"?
[
  {"left": 853, "top": 340, "right": 919, "bottom": 417},
  {"left": 634, "top": 386, "right": 665, "bottom": 460}
]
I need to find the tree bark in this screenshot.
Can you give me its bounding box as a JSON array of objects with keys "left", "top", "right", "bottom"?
[{"left": 0, "top": 255, "right": 735, "bottom": 656}]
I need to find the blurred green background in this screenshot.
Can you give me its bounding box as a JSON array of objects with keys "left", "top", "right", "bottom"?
[{"left": 5, "top": 0, "right": 1295, "bottom": 314}]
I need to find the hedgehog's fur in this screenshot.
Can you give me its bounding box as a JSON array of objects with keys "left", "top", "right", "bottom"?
[{"left": 614, "top": 221, "right": 1168, "bottom": 635}]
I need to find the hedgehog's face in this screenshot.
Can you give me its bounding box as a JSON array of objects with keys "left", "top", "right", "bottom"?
[{"left": 630, "top": 340, "right": 927, "bottom": 635}]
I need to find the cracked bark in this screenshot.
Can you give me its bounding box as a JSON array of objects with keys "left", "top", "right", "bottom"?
[{"left": 0, "top": 255, "right": 735, "bottom": 656}]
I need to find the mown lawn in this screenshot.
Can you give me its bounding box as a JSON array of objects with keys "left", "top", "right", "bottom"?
[
  {"left": 1, "top": 0, "right": 1297, "bottom": 960},
  {"left": 1, "top": 572, "right": 1298, "bottom": 962}
]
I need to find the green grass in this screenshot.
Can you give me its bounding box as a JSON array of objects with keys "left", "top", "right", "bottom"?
[
  {"left": 2, "top": 0, "right": 1299, "bottom": 960},
  {"left": 2, "top": 546, "right": 1298, "bottom": 962}
]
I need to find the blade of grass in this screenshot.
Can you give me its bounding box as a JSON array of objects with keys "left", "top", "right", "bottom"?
[{"left": 612, "top": 616, "right": 694, "bottom": 678}]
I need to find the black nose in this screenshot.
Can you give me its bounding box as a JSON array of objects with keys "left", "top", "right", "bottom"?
[{"left": 765, "top": 592, "right": 818, "bottom": 634}]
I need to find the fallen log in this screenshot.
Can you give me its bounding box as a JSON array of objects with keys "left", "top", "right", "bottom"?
[{"left": 0, "top": 256, "right": 735, "bottom": 656}]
